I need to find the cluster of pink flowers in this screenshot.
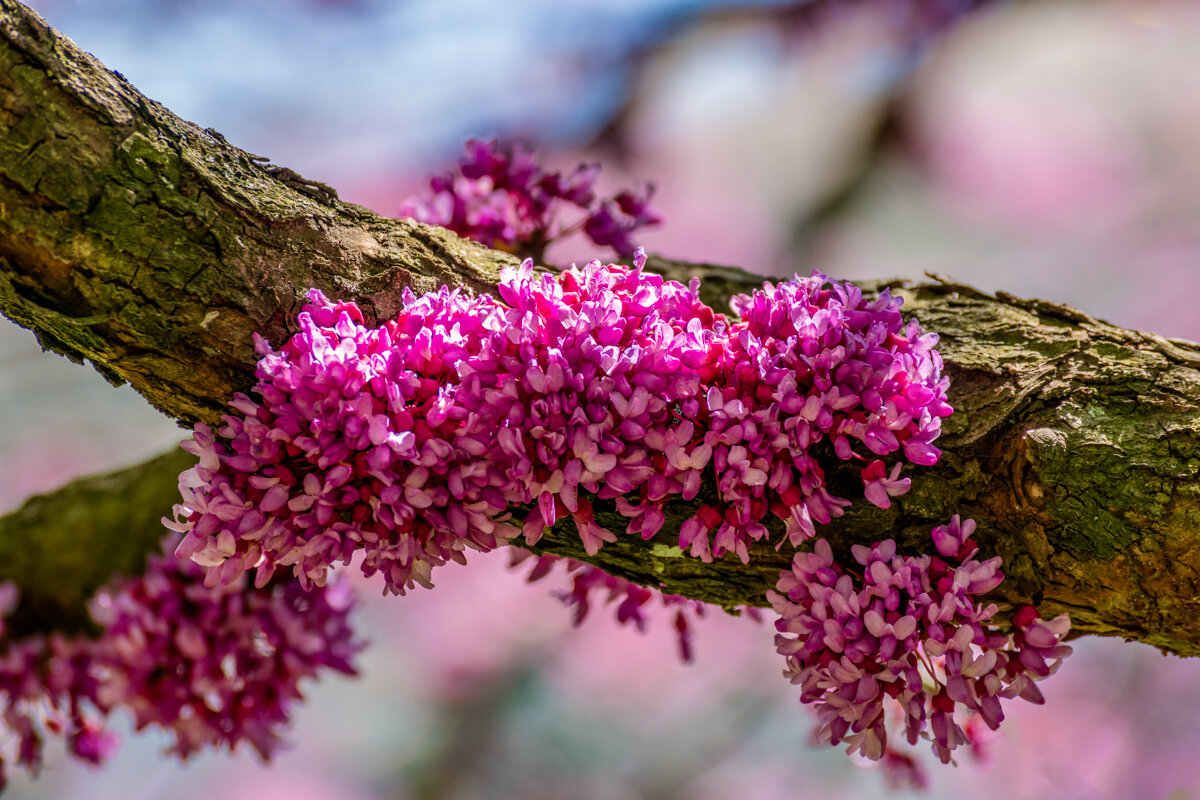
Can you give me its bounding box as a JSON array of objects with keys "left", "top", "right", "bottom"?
[
  {"left": 165, "top": 248, "right": 1073, "bottom": 781},
  {"left": 769, "top": 516, "right": 1072, "bottom": 765},
  {"left": 88, "top": 542, "right": 361, "bottom": 760},
  {"left": 0, "top": 542, "right": 359, "bottom": 790},
  {"left": 511, "top": 550, "right": 708, "bottom": 662},
  {"left": 400, "top": 138, "right": 661, "bottom": 261},
  {"left": 679, "top": 273, "right": 951, "bottom": 562},
  {"left": 0, "top": 583, "right": 109, "bottom": 791},
  {"left": 169, "top": 253, "right": 950, "bottom": 601}
]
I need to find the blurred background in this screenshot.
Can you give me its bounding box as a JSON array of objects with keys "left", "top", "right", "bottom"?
[{"left": 4, "top": 0, "right": 1200, "bottom": 797}]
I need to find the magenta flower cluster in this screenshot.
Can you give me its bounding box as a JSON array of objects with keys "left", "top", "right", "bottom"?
[
  {"left": 0, "top": 542, "right": 359, "bottom": 790},
  {"left": 399, "top": 138, "right": 661, "bottom": 261},
  {"left": 169, "top": 253, "right": 950, "bottom": 601},
  {"left": 769, "top": 516, "right": 1072, "bottom": 765},
  {"left": 89, "top": 542, "right": 360, "bottom": 761},
  {"left": 0, "top": 583, "right": 108, "bottom": 791},
  {"left": 679, "top": 272, "right": 951, "bottom": 563},
  {"left": 165, "top": 249, "right": 1074, "bottom": 780}
]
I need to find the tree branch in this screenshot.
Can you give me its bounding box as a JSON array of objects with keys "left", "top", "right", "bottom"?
[
  {"left": 0, "top": 448, "right": 194, "bottom": 636},
  {"left": 0, "top": 0, "right": 519, "bottom": 423},
  {"left": 3, "top": 1, "right": 1200, "bottom": 657}
]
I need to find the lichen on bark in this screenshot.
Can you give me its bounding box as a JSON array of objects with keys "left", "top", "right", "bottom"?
[{"left": 0, "top": 0, "right": 518, "bottom": 423}]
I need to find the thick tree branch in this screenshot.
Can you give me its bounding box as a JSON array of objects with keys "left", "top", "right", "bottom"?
[
  {"left": 3, "top": 1, "right": 1200, "bottom": 657},
  {"left": 0, "top": 0, "right": 519, "bottom": 423}
]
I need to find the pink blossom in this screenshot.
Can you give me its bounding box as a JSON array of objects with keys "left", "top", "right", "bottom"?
[
  {"left": 0, "top": 542, "right": 360, "bottom": 788},
  {"left": 770, "top": 517, "right": 1072, "bottom": 766},
  {"left": 400, "top": 139, "right": 661, "bottom": 262},
  {"left": 861, "top": 460, "right": 911, "bottom": 509},
  {"left": 171, "top": 255, "right": 951, "bottom": 597}
]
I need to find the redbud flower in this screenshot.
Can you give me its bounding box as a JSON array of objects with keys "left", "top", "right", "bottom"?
[
  {"left": 400, "top": 139, "right": 661, "bottom": 262},
  {"left": 0, "top": 543, "right": 361, "bottom": 789},
  {"left": 769, "top": 516, "right": 1072, "bottom": 765},
  {"left": 861, "top": 460, "right": 910, "bottom": 509},
  {"left": 157, "top": 242, "right": 1073, "bottom": 783},
  {"left": 89, "top": 543, "right": 361, "bottom": 760},
  {"left": 170, "top": 254, "right": 950, "bottom": 601}
]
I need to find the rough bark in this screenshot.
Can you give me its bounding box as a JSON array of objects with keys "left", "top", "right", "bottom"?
[
  {"left": 3, "top": 1, "right": 1200, "bottom": 657},
  {"left": 0, "top": 0, "right": 519, "bottom": 424}
]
